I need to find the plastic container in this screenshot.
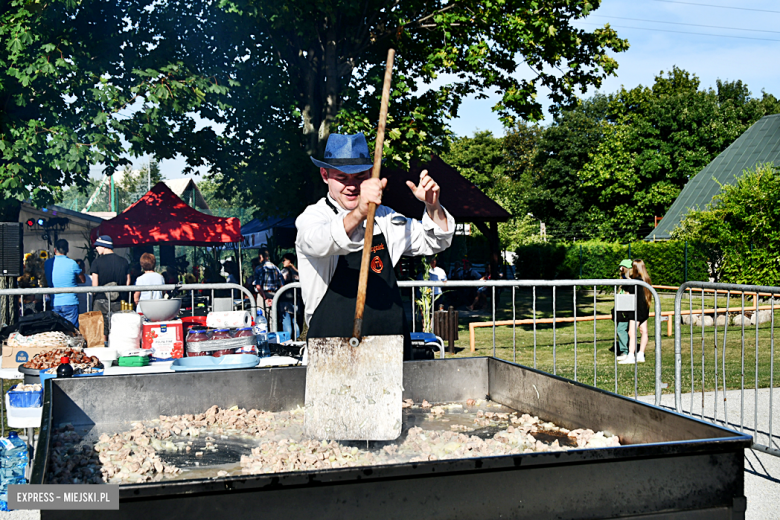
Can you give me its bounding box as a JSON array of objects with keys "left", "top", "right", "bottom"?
[
  {"left": 118, "top": 356, "right": 151, "bottom": 367},
  {"left": 267, "top": 331, "right": 291, "bottom": 344},
  {"left": 7, "top": 384, "right": 43, "bottom": 408},
  {"left": 170, "top": 354, "right": 260, "bottom": 372},
  {"left": 39, "top": 369, "right": 103, "bottom": 387},
  {"left": 212, "top": 347, "right": 239, "bottom": 358}
]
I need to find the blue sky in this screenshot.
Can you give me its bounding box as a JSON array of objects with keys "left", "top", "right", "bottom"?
[
  {"left": 450, "top": 0, "right": 780, "bottom": 136},
  {"left": 104, "top": 0, "right": 780, "bottom": 179}
]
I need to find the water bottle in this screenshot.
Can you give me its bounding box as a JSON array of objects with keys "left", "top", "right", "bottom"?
[
  {"left": 254, "top": 309, "right": 270, "bottom": 358},
  {"left": 0, "top": 431, "right": 28, "bottom": 510},
  {"left": 3, "top": 432, "right": 28, "bottom": 482}
]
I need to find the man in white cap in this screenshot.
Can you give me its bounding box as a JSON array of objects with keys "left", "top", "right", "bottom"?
[{"left": 296, "top": 133, "right": 454, "bottom": 359}]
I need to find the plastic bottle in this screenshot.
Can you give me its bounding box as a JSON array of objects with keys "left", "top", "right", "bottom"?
[
  {"left": 57, "top": 357, "right": 73, "bottom": 378},
  {"left": 253, "top": 310, "right": 269, "bottom": 358},
  {"left": 0, "top": 431, "right": 28, "bottom": 510},
  {"left": 4, "top": 432, "right": 28, "bottom": 482},
  {"left": 0, "top": 439, "right": 5, "bottom": 512}
]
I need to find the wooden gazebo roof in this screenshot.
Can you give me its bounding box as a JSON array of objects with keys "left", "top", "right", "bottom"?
[{"left": 382, "top": 155, "right": 511, "bottom": 223}]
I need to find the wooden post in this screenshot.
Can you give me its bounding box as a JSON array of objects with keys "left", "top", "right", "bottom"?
[{"left": 448, "top": 305, "right": 456, "bottom": 354}]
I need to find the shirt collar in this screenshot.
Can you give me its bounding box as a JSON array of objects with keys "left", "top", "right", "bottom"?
[{"left": 326, "top": 194, "right": 348, "bottom": 215}]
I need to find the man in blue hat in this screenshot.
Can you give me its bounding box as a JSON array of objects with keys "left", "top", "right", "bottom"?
[{"left": 296, "top": 133, "right": 454, "bottom": 359}]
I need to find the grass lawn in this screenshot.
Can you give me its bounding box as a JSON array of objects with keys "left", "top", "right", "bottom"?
[{"left": 415, "top": 287, "right": 780, "bottom": 399}]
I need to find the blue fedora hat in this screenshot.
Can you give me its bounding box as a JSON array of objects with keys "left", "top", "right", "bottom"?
[{"left": 311, "top": 133, "right": 374, "bottom": 174}]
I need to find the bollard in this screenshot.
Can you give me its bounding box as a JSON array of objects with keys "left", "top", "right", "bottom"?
[
  {"left": 448, "top": 306, "right": 458, "bottom": 354},
  {"left": 434, "top": 306, "right": 459, "bottom": 355}
]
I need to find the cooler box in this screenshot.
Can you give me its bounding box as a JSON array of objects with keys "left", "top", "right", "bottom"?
[
  {"left": 141, "top": 320, "right": 184, "bottom": 361},
  {"left": 267, "top": 332, "right": 290, "bottom": 344}
]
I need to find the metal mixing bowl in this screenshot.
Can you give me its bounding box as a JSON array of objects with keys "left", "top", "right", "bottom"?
[{"left": 137, "top": 299, "right": 182, "bottom": 322}]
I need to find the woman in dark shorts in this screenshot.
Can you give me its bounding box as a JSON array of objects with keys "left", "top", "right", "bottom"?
[{"left": 619, "top": 259, "right": 652, "bottom": 365}]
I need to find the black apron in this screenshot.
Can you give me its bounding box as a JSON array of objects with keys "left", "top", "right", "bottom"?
[{"left": 307, "top": 199, "right": 411, "bottom": 360}]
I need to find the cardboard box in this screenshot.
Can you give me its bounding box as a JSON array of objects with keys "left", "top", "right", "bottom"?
[
  {"left": 1, "top": 343, "right": 53, "bottom": 369},
  {"left": 141, "top": 320, "right": 184, "bottom": 361}
]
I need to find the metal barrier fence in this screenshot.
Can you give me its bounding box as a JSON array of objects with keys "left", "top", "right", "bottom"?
[
  {"left": 272, "top": 279, "right": 663, "bottom": 405},
  {"left": 0, "top": 283, "right": 257, "bottom": 334},
  {"left": 674, "top": 281, "right": 779, "bottom": 457}
]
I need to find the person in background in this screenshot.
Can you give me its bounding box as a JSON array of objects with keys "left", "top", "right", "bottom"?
[
  {"left": 163, "top": 265, "right": 178, "bottom": 285},
  {"left": 90, "top": 235, "right": 130, "bottom": 340},
  {"left": 426, "top": 256, "right": 447, "bottom": 299},
  {"left": 281, "top": 253, "right": 299, "bottom": 285},
  {"left": 223, "top": 260, "right": 239, "bottom": 285},
  {"left": 466, "top": 264, "right": 492, "bottom": 311},
  {"left": 417, "top": 255, "right": 447, "bottom": 301},
  {"left": 280, "top": 253, "right": 301, "bottom": 338},
  {"left": 134, "top": 252, "right": 165, "bottom": 305},
  {"left": 44, "top": 239, "right": 85, "bottom": 327},
  {"left": 620, "top": 259, "right": 653, "bottom": 365},
  {"left": 129, "top": 263, "right": 142, "bottom": 286},
  {"left": 254, "top": 248, "right": 283, "bottom": 313},
  {"left": 612, "top": 259, "right": 633, "bottom": 361},
  {"left": 75, "top": 259, "right": 91, "bottom": 315}
]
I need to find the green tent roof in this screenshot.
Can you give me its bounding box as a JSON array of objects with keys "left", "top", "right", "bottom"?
[{"left": 648, "top": 114, "right": 780, "bottom": 240}]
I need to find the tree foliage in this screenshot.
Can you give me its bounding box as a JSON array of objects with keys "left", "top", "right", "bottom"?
[
  {"left": 195, "top": 0, "right": 628, "bottom": 215},
  {"left": 524, "top": 69, "right": 780, "bottom": 241},
  {"left": 441, "top": 127, "right": 543, "bottom": 251},
  {"left": 0, "top": 0, "right": 228, "bottom": 219},
  {"left": 513, "top": 240, "right": 710, "bottom": 285},
  {"left": 673, "top": 163, "right": 780, "bottom": 285},
  {"left": 524, "top": 93, "right": 611, "bottom": 239},
  {"left": 58, "top": 161, "right": 165, "bottom": 213}
]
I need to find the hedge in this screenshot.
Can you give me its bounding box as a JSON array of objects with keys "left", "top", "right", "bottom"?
[{"left": 514, "top": 240, "right": 710, "bottom": 286}]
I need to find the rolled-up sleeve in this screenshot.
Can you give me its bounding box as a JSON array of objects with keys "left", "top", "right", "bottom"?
[
  {"left": 387, "top": 206, "right": 455, "bottom": 265},
  {"left": 295, "top": 205, "right": 364, "bottom": 258}
]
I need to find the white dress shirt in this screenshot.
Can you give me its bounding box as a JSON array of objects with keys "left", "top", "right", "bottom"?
[
  {"left": 428, "top": 266, "right": 448, "bottom": 296},
  {"left": 295, "top": 194, "right": 455, "bottom": 325}
]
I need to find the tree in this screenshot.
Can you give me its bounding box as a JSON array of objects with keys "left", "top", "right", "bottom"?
[
  {"left": 441, "top": 131, "right": 506, "bottom": 193},
  {"left": 524, "top": 93, "right": 612, "bottom": 240},
  {"left": 58, "top": 161, "right": 164, "bottom": 213},
  {"left": 198, "top": 175, "right": 258, "bottom": 223},
  {"left": 189, "top": 0, "right": 628, "bottom": 214},
  {"left": 441, "top": 128, "right": 543, "bottom": 251},
  {"left": 526, "top": 68, "right": 780, "bottom": 241},
  {"left": 0, "top": 0, "right": 228, "bottom": 220},
  {"left": 672, "top": 164, "right": 780, "bottom": 285}
]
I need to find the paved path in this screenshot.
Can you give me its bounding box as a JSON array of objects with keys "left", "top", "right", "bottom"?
[{"left": 641, "top": 388, "right": 779, "bottom": 520}]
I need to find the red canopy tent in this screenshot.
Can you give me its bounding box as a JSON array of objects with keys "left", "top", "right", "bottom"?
[{"left": 89, "top": 182, "right": 242, "bottom": 247}]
